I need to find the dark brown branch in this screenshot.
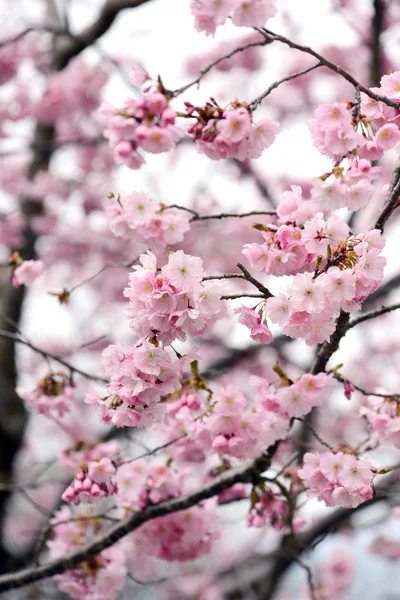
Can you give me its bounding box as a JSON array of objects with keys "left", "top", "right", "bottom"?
[
  {"left": 294, "top": 418, "right": 334, "bottom": 451},
  {"left": 191, "top": 210, "right": 276, "bottom": 222},
  {"left": 248, "top": 62, "right": 322, "bottom": 111},
  {"left": 223, "top": 489, "right": 390, "bottom": 599},
  {"left": 348, "top": 302, "right": 400, "bottom": 330},
  {"left": 237, "top": 263, "right": 273, "bottom": 297},
  {"left": 370, "top": 0, "right": 385, "bottom": 87},
  {"left": 0, "top": 26, "right": 67, "bottom": 48},
  {"left": 0, "top": 330, "right": 108, "bottom": 383},
  {"left": 0, "top": 445, "right": 279, "bottom": 592},
  {"left": 160, "top": 205, "right": 276, "bottom": 221},
  {"left": 51, "top": 0, "right": 154, "bottom": 70},
  {"left": 201, "top": 335, "right": 290, "bottom": 380},
  {"left": 169, "top": 37, "right": 270, "bottom": 97},
  {"left": 374, "top": 157, "right": 400, "bottom": 232},
  {"left": 333, "top": 372, "right": 400, "bottom": 401},
  {"left": 310, "top": 311, "right": 350, "bottom": 375},
  {"left": 260, "top": 28, "right": 400, "bottom": 110},
  {"left": 221, "top": 294, "right": 266, "bottom": 300},
  {"left": 362, "top": 271, "right": 400, "bottom": 309}
]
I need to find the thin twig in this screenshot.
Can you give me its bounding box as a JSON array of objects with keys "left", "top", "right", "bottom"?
[
  {"left": 68, "top": 258, "right": 137, "bottom": 295},
  {"left": 294, "top": 558, "right": 318, "bottom": 600},
  {"left": 0, "top": 25, "right": 67, "bottom": 48},
  {"left": 0, "top": 330, "right": 108, "bottom": 383},
  {"left": 221, "top": 294, "right": 266, "bottom": 300},
  {"left": 333, "top": 372, "right": 400, "bottom": 401},
  {"left": 295, "top": 418, "right": 334, "bottom": 451},
  {"left": 248, "top": 62, "right": 322, "bottom": 111},
  {"left": 169, "top": 38, "right": 270, "bottom": 97},
  {"left": 260, "top": 28, "right": 400, "bottom": 110},
  {"left": 160, "top": 205, "right": 276, "bottom": 221},
  {"left": 121, "top": 434, "right": 187, "bottom": 464},
  {"left": 237, "top": 263, "right": 273, "bottom": 297},
  {"left": 348, "top": 302, "right": 400, "bottom": 329}
]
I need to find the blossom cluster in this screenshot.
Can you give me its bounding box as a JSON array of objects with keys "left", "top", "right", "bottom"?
[
  {"left": 310, "top": 157, "right": 380, "bottom": 211},
  {"left": 157, "top": 375, "right": 334, "bottom": 463},
  {"left": 17, "top": 371, "right": 74, "bottom": 417},
  {"left": 298, "top": 451, "right": 376, "bottom": 508},
  {"left": 48, "top": 507, "right": 127, "bottom": 600},
  {"left": 195, "top": 384, "right": 289, "bottom": 459},
  {"left": 311, "top": 90, "right": 400, "bottom": 175},
  {"left": 359, "top": 395, "right": 400, "bottom": 448},
  {"left": 106, "top": 191, "right": 191, "bottom": 247},
  {"left": 361, "top": 70, "right": 400, "bottom": 151},
  {"left": 58, "top": 440, "right": 120, "bottom": 474},
  {"left": 100, "top": 92, "right": 182, "bottom": 169},
  {"left": 309, "top": 102, "right": 364, "bottom": 161},
  {"left": 59, "top": 460, "right": 219, "bottom": 570},
  {"left": 185, "top": 101, "right": 278, "bottom": 161},
  {"left": 247, "top": 485, "right": 289, "bottom": 529},
  {"left": 62, "top": 457, "right": 117, "bottom": 505},
  {"left": 85, "top": 340, "right": 189, "bottom": 428},
  {"left": 234, "top": 304, "right": 273, "bottom": 343},
  {"left": 116, "top": 463, "right": 219, "bottom": 562},
  {"left": 243, "top": 188, "right": 386, "bottom": 345},
  {"left": 191, "top": 0, "right": 277, "bottom": 36},
  {"left": 132, "top": 500, "right": 218, "bottom": 562},
  {"left": 36, "top": 59, "right": 107, "bottom": 125},
  {"left": 123, "top": 250, "right": 226, "bottom": 344}
]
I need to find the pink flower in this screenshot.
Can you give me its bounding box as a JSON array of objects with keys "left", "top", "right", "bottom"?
[
  {"left": 231, "top": 0, "right": 277, "bottom": 27},
  {"left": 129, "top": 64, "right": 149, "bottom": 86},
  {"left": 344, "top": 381, "right": 355, "bottom": 399},
  {"left": 325, "top": 267, "right": 356, "bottom": 309},
  {"left": 250, "top": 118, "right": 279, "bottom": 150},
  {"left": 290, "top": 272, "right": 325, "bottom": 313},
  {"left": 319, "top": 452, "right": 346, "bottom": 482},
  {"left": 234, "top": 305, "right": 273, "bottom": 344},
  {"left": 299, "top": 451, "right": 376, "bottom": 509},
  {"left": 12, "top": 260, "right": 44, "bottom": 287},
  {"left": 337, "top": 455, "right": 375, "bottom": 489},
  {"left": 375, "top": 123, "right": 400, "bottom": 150},
  {"left": 162, "top": 250, "right": 204, "bottom": 289},
  {"left": 217, "top": 108, "right": 251, "bottom": 142},
  {"left": 265, "top": 294, "right": 291, "bottom": 327},
  {"left": 250, "top": 321, "right": 273, "bottom": 343},
  {"left": 380, "top": 70, "right": 400, "bottom": 100},
  {"left": 87, "top": 457, "right": 116, "bottom": 484},
  {"left": 187, "top": 101, "right": 278, "bottom": 161},
  {"left": 100, "top": 92, "right": 181, "bottom": 169},
  {"left": 136, "top": 126, "right": 177, "bottom": 153},
  {"left": 234, "top": 305, "right": 260, "bottom": 330}
]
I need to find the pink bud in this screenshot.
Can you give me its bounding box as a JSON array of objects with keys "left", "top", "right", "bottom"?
[{"left": 344, "top": 381, "right": 355, "bottom": 400}]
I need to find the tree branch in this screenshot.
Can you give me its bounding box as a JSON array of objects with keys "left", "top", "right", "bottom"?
[
  {"left": 0, "top": 445, "right": 279, "bottom": 592},
  {"left": 370, "top": 0, "right": 385, "bottom": 86},
  {"left": 0, "top": 330, "right": 108, "bottom": 383},
  {"left": 248, "top": 62, "right": 322, "bottom": 111},
  {"left": 260, "top": 28, "right": 400, "bottom": 110},
  {"left": 347, "top": 302, "right": 400, "bottom": 330}
]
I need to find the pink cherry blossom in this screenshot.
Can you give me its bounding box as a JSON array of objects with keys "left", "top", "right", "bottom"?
[{"left": 12, "top": 259, "right": 44, "bottom": 287}]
